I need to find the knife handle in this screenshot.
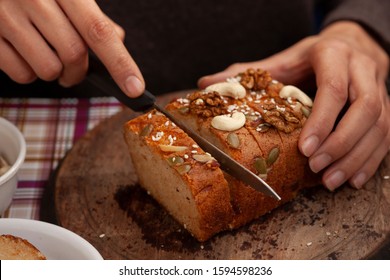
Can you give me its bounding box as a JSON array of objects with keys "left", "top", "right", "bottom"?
[{"left": 87, "top": 54, "right": 156, "bottom": 112}]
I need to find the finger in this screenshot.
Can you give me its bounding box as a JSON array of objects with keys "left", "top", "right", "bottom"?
[
  {"left": 0, "top": 37, "right": 36, "bottom": 83},
  {"left": 349, "top": 132, "right": 390, "bottom": 189},
  {"left": 320, "top": 110, "right": 388, "bottom": 190},
  {"left": 58, "top": 0, "right": 144, "bottom": 97},
  {"left": 1, "top": 13, "right": 62, "bottom": 81},
  {"left": 299, "top": 40, "right": 350, "bottom": 158},
  {"left": 349, "top": 88, "right": 390, "bottom": 189},
  {"left": 25, "top": 0, "right": 88, "bottom": 87},
  {"left": 197, "top": 63, "right": 251, "bottom": 88},
  {"left": 198, "top": 37, "right": 315, "bottom": 88},
  {"left": 308, "top": 54, "right": 381, "bottom": 173}
]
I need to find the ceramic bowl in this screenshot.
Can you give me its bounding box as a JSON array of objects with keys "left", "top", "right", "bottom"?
[{"left": 0, "top": 117, "right": 26, "bottom": 215}]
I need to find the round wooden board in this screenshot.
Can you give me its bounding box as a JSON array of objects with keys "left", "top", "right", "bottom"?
[{"left": 55, "top": 93, "right": 390, "bottom": 260}]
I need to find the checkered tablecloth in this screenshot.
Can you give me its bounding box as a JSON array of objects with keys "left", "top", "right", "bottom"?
[{"left": 0, "top": 97, "right": 123, "bottom": 219}]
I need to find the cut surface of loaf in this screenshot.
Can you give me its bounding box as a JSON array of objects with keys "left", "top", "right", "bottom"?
[
  {"left": 0, "top": 234, "right": 46, "bottom": 260},
  {"left": 124, "top": 111, "right": 234, "bottom": 241},
  {"left": 124, "top": 68, "right": 319, "bottom": 241}
]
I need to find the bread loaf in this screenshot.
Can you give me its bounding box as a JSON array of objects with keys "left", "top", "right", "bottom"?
[
  {"left": 0, "top": 234, "right": 46, "bottom": 260},
  {"left": 124, "top": 68, "right": 319, "bottom": 241}
]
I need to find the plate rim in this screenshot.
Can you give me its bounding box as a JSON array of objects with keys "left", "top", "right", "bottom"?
[{"left": 0, "top": 218, "right": 103, "bottom": 260}]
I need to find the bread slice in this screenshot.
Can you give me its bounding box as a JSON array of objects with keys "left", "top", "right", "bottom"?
[
  {"left": 124, "top": 110, "right": 234, "bottom": 241},
  {"left": 0, "top": 234, "right": 46, "bottom": 260},
  {"left": 124, "top": 68, "right": 319, "bottom": 241}
]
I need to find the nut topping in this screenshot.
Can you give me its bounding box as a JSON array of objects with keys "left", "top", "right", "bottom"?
[
  {"left": 279, "top": 85, "right": 313, "bottom": 107},
  {"left": 187, "top": 91, "right": 228, "bottom": 118},
  {"left": 205, "top": 82, "right": 246, "bottom": 99},
  {"left": 238, "top": 68, "right": 273, "bottom": 91},
  {"left": 211, "top": 112, "right": 246, "bottom": 132}
]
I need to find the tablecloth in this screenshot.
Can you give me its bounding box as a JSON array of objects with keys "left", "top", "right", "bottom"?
[{"left": 0, "top": 97, "right": 123, "bottom": 219}]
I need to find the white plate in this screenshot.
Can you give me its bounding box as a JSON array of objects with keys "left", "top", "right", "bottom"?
[{"left": 0, "top": 218, "right": 103, "bottom": 260}]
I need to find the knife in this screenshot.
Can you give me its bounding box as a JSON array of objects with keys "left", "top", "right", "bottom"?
[{"left": 87, "top": 56, "right": 281, "bottom": 201}]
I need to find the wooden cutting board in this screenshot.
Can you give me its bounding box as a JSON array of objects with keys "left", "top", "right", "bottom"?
[{"left": 54, "top": 92, "right": 390, "bottom": 260}]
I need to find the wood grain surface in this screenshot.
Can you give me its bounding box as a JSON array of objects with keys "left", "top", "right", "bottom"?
[{"left": 54, "top": 93, "right": 390, "bottom": 260}]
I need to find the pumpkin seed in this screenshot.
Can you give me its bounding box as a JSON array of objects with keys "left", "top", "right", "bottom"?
[
  {"left": 140, "top": 124, "right": 154, "bottom": 137},
  {"left": 167, "top": 156, "right": 184, "bottom": 166},
  {"left": 254, "top": 157, "right": 267, "bottom": 175},
  {"left": 267, "top": 147, "right": 280, "bottom": 166},
  {"left": 178, "top": 106, "right": 189, "bottom": 114},
  {"left": 176, "top": 164, "right": 191, "bottom": 174},
  {"left": 227, "top": 132, "right": 240, "bottom": 149},
  {"left": 193, "top": 154, "right": 214, "bottom": 163}
]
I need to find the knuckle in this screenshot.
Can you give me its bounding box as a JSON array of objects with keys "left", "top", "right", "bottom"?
[
  {"left": 374, "top": 116, "right": 389, "bottom": 138},
  {"left": 361, "top": 94, "right": 382, "bottom": 120},
  {"left": 326, "top": 78, "right": 348, "bottom": 104},
  {"left": 38, "top": 61, "right": 63, "bottom": 81},
  {"left": 0, "top": 8, "right": 17, "bottom": 34},
  {"left": 332, "top": 133, "right": 353, "bottom": 153},
  {"left": 87, "top": 18, "right": 114, "bottom": 44},
  {"left": 108, "top": 53, "right": 133, "bottom": 76},
  {"left": 315, "top": 38, "right": 350, "bottom": 54},
  {"left": 63, "top": 40, "right": 88, "bottom": 65},
  {"left": 114, "top": 24, "right": 125, "bottom": 40}
]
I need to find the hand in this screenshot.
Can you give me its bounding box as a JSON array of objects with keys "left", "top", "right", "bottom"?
[
  {"left": 199, "top": 21, "right": 390, "bottom": 191},
  {"left": 0, "top": 0, "right": 144, "bottom": 97}
]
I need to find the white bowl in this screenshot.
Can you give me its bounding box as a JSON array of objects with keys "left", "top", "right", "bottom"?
[
  {"left": 0, "top": 117, "right": 26, "bottom": 215},
  {"left": 0, "top": 218, "right": 103, "bottom": 260}
]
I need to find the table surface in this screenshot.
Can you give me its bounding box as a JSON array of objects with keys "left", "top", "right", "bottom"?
[{"left": 1, "top": 78, "right": 390, "bottom": 259}]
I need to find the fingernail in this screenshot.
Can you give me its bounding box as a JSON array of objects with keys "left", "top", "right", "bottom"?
[
  {"left": 309, "top": 153, "right": 332, "bottom": 173},
  {"left": 301, "top": 135, "right": 319, "bottom": 157},
  {"left": 324, "top": 170, "right": 345, "bottom": 191},
  {"left": 124, "top": 75, "right": 144, "bottom": 97},
  {"left": 351, "top": 172, "right": 367, "bottom": 189}
]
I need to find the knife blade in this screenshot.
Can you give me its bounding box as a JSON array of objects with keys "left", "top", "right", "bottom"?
[{"left": 87, "top": 56, "right": 281, "bottom": 201}]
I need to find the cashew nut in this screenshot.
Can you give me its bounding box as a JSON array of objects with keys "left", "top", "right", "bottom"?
[
  {"left": 211, "top": 112, "right": 246, "bottom": 131},
  {"left": 279, "top": 85, "right": 313, "bottom": 107},
  {"left": 206, "top": 82, "right": 246, "bottom": 99}
]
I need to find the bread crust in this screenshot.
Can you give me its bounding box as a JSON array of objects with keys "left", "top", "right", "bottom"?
[{"left": 0, "top": 234, "right": 46, "bottom": 260}]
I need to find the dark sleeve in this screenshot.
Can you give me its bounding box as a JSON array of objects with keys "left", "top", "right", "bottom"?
[{"left": 320, "top": 0, "right": 390, "bottom": 54}]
